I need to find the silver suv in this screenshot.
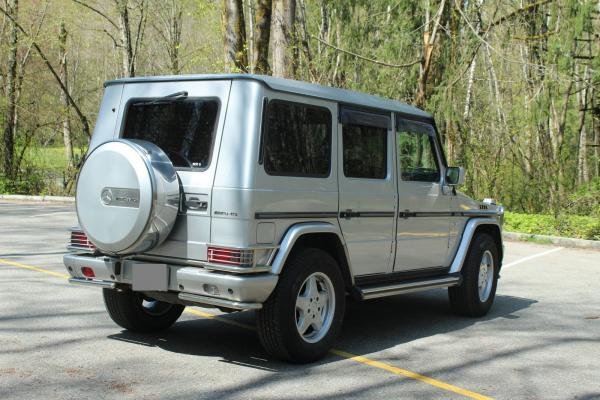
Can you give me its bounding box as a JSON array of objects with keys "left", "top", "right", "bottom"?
[{"left": 65, "top": 74, "right": 504, "bottom": 363}]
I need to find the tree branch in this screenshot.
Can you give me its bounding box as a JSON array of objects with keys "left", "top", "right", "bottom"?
[
  {"left": 312, "top": 35, "right": 419, "bottom": 68},
  {"left": 72, "top": 0, "right": 119, "bottom": 30},
  {"left": 0, "top": 4, "right": 91, "bottom": 138},
  {"left": 488, "top": 0, "right": 554, "bottom": 30}
]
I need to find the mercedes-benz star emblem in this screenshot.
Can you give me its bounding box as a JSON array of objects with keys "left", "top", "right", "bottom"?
[{"left": 101, "top": 188, "right": 113, "bottom": 205}]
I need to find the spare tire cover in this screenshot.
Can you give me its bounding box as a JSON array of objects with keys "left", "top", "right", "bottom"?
[{"left": 76, "top": 139, "right": 180, "bottom": 255}]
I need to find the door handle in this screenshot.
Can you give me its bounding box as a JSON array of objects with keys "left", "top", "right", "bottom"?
[
  {"left": 186, "top": 196, "right": 208, "bottom": 211},
  {"left": 340, "top": 209, "right": 359, "bottom": 219}
]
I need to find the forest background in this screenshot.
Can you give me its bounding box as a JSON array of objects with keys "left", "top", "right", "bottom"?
[{"left": 0, "top": 0, "right": 599, "bottom": 239}]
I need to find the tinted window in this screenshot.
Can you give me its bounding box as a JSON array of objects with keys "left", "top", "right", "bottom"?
[
  {"left": 123, "top": 99, "right": 219, "bottom": 169},
  {"left": 263, "top": 100, "right": 331, "bottom": 177},
  {"left": 397, "top": 128, "right": 440, "bottom": 182},
  {"left": 343, "top": 124, "right": 387, "bottom": 179}
]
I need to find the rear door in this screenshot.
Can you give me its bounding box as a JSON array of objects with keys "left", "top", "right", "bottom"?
[
  {"left": 337, "top": 107, "right": 397, "bottom": 276},
  {"left": 117, "top": 80, "right": 232, "bottom": 261},
  {"left": 394, "top": 118, "right": 451, "bottom": 271}
]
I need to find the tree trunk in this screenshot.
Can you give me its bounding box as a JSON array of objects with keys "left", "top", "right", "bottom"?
[
  {"left": 592, "top": 86, "right": 599, "bottom": 180},
  {"left": 318, "top": 0, "right": 328, "bottom": 56},
  {"left": 253, "top": 0, "right": 271, "bottom": 74},
  {"left": 3, "top": 0, "right": 18, "bottom": 179},
  {"left": 414, "top": 0, "right": 446, "bottom": 108},
  {"left": 223, "top": 0, "right": 248, "bottom": 72},
  {"left": 116, "top": 0, "right": 135, "bottom": 77},
  {"left": 58, "top": 21, "right": 74, "bottom": 170},
  {"left": 271, "top": 0, "right": 296, "bottom": 78},
  {"left": 577, "top": 66, "right": 590, "bottom": 184},
  {"left": 297, "top": 0, "right": 316, "bottom": 81},
  {"left": 167, "top": 0, "right": 182, "bottom": 74}
]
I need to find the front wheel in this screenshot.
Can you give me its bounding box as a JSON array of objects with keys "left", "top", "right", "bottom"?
[
  {"left": 256, "top": 248, "right": 346, "bottom": 363},
  {"left": 449, "top": 233, "right": 499, "bottom": 317},
  {"left": 103, "top": 288, "right": 185, "bottom": 332}
]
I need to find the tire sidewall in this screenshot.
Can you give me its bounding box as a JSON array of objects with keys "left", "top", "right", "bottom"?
[
  {"left": 277, "top": 249, "right": 346, "bottom": 362},
  {"left": 466, "top": 233, "right": 500, "bottom": 314}
]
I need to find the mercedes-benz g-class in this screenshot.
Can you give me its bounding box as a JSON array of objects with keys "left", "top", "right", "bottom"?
[{"left": 65, "top": 74, "right": 504, "bottom": 363}]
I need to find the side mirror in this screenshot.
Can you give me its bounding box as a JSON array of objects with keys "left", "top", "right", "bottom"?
[{"left": 445, "top": 166, "right": 465, "bottom": 186}]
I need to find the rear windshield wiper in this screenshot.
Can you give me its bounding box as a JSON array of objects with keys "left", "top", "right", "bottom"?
[{"left": 133, "top": 91, "right": 188, "bottom": 106}]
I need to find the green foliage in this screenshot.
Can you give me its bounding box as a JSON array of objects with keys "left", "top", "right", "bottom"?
[
  {"left": 0, "top": 169, "right": 45, "bottom": 195},
  {"left": 505, "top": 211, "right": 600, "bottom": 240},
  {"left": 564, "top": 178, "right": 600, "bottom": 217}
]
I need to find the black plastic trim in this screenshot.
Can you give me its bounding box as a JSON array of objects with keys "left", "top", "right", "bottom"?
[
  {"left": 255, "top": 211, "right": 338, "bottom": 219},
  {"left": 340, "top": 210, "right": 395, "bottom": 219},
  {"left": 339, "top": 106, "right": 391, "bottom": 129},
  {"left": 397, "top": 211, "right": 497, "bottom": 219}
]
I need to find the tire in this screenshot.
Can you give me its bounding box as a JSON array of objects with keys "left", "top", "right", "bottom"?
[
  {"left": 256, "top": 248, "right": 346, "bottom": 363},
  {"left": 449, "top": 233, "right": 499, "bottom": 317},
  {"left": 103, "top": 288, "right": 185, "bottom": 333}
]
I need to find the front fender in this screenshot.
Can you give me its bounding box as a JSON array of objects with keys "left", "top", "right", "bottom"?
[{"left": 449, "top": 218, "right": 502, "bottom": 274}]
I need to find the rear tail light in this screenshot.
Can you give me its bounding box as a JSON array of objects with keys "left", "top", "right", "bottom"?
[
  {"left": 207, "top": 246, "right": 254, "bottom": 267},
  {"left": 81, "top": 266, "right": 95, "bottom": 278},
  {"left": 69, "top": 228, "right": 96, "bottom": 252}
]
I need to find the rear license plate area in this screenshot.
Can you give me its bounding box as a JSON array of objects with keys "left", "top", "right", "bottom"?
[{"left": 132, "top": 263, "right": 168, "bottom": 291}]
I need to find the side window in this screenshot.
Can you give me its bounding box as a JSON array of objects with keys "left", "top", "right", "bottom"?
[
  {"left": 342, "top": 124, "right": 387, "bottom": 179},
  {"left": 263, "top": 100, "right": 332, "bottom": 177},
  {"left": 396, "top": 120, "right": 440, "bottom": 182}
]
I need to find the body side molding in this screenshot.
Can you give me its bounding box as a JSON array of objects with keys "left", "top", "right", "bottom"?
[{"left": 449, "top": 218, "right": 502, "bottom": 274}]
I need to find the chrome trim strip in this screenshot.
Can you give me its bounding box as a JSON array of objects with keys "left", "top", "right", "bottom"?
[
  {"left": 203, "top": 263, "right": 271, "bottom": 274},
  {"left": 66, "top": 245, "right": 95, "bottom": 253},
  {"left": 129, "top": 254, "right": 205, "bottom": 267},
  {"left": 68, "top": 278, "right": 117, "bottom": 289},
  {"left": 358, "top": 275, "right": 461, "bottom": 300},
  {"left": 178, "top": 292, "right": 262, "bottom": 310}
]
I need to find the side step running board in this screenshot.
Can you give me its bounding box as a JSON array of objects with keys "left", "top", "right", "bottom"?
[{"left": 355, "top": 274, "right": 462, "bottom": 300}]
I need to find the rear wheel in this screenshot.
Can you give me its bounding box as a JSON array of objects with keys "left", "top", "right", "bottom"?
[
  {"left": 256, "top": 248, "right": 345, "bottom": 363},
  {"left": 103, "top": 288, "right": 185, "bottom": 332},
  {"left": 449, "top": 233, "right": 499, "bottom": 317}
]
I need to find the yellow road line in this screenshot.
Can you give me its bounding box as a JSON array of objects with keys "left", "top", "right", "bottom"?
[
  {"left": 0, "top": 257, "right": 70, "bottom": 279},
  {"left": 330, "top": 349, "right": 492, "bottom": 400},
  {"left": 1, "top": 258, "right": 493, "bottom": 400}
]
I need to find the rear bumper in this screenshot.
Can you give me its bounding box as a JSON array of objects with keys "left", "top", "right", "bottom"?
[{"left": 64, "top": 253, "right": 278, "bottom": 310}]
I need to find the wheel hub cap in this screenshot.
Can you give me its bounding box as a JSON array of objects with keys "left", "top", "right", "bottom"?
[
  {"left": 295, "top": 272, "right": 336, "bottom": 343},
  {"left": 478, "top": 250, "right": 494, "bottom": 302}
]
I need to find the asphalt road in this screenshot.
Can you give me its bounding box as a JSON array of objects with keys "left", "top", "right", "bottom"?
[{"left": 0, "top": 200, "right": 599, "bottom": 400}]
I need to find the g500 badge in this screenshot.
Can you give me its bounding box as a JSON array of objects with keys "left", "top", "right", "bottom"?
[{"left": 100, "top": 187, "right": 140, "bottom": 208}]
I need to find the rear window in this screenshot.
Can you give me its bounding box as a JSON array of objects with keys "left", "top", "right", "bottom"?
[
  {"left": 122, "top": 98, "right": 219, "bottom": 169},
  {"left": 262, "top": 100, "right": 332, "bottom": 177}
]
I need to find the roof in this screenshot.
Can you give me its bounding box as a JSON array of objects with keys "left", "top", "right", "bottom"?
[{"left": 104, "top": 73, "right": 432, "bottom": 120}]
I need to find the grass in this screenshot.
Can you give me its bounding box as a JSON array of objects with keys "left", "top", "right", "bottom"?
[
  {"left": 23, "top": 146, "right": 69, "bottom": 173},
  {"left": 504, "top": 211, "right": 600, "bottom": 241}
]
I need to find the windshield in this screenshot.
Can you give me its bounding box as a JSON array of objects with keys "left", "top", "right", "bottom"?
[{"left": 122, "top": 98, "right": 219, "bottom": 169}]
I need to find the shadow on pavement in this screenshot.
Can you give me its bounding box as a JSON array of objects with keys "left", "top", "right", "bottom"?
[{"left": 107, "top": 289, "right": 536, "bottom": 371}]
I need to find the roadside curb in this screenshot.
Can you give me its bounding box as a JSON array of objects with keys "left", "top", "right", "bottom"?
[
  {"left": 503, "top": 231, "right": 600, "bottom": 250},
  {"left": 0, "top": 194, "right": 74, "bottom": 203}
]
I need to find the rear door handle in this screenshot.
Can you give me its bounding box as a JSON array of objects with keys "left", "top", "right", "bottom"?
[
  {"left": 186, "top": 196, "right": 208, "bottom": 211},
  {"left": 340, "top": 209, "right": 360, "bottom": 219}
]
